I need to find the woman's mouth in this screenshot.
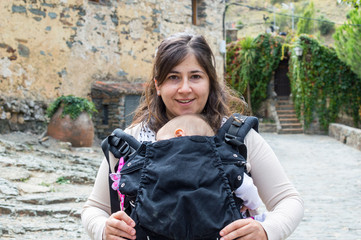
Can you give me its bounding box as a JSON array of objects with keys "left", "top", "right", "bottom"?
[{"left": 176, "top": 99, "right": 194, "bottom": 104}]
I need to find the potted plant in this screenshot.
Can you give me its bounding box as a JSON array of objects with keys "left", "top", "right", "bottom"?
[{"left": 46, "top": 95, "right": 97, "bottom": 147}]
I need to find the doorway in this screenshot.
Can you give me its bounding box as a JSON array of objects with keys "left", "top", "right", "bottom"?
[{"left": 274, "top": 59, "right": 291, "bottom": 96}]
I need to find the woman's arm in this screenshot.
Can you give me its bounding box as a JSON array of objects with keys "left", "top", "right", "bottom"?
[
  {"left": 247, "top": 129, "right": 304, "bottom": 239},
  {"left": 81, "top": 158, "right": 112, "bottom": 240},
  {"left": 81, "top": 124, "right": 142, "bottom": 240},
  {"left": 81, "top": 156, "right": 136, "bottom": 240},
  {"left": 220, "top": 129, "right": 304, "bottom": 240}
]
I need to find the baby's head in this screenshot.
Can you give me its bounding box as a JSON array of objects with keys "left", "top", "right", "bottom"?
[{"left": 156, "top": 114, "right": 215, "bottom": 141}]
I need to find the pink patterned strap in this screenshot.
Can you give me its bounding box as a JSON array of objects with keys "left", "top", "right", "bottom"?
[{"left": 117, "top": 157, "right": 125, "bottom": 211}]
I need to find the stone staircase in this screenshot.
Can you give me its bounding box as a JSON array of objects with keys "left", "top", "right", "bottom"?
[{"left": 276, "top": 97, "right": 304, "bottom": 134}]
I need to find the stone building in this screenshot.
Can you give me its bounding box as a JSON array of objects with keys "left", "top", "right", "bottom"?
[{"left": 0, "top": 0, "right": 225, "bottom": 136}]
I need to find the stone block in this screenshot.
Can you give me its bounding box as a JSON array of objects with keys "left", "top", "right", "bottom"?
[
  {"left": 259, "top": 123, "right": 277, "bottom": 133},
  {"left": 329, "top": 123, "right": 361, "bottom": 151}
]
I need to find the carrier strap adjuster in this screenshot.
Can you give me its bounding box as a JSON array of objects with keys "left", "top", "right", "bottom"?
[{"left": 118, "top": 141, "right": 130, "bottom": 156}]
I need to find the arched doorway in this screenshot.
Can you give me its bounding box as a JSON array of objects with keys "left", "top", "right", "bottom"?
[{"left": 274, "top": 59, "right": 291, "bottom": 96}]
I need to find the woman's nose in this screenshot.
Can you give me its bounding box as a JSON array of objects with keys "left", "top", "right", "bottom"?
[{"left": 178, "top": 78, "right": 192, "bottom": 93}]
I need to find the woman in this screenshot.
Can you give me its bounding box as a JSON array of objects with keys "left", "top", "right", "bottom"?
[{"left": 82, "top": 32, "right": 304, "bottom": 240}]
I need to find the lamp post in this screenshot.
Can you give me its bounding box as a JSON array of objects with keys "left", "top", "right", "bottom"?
[{"left": 294, "top": 46, "right": 303, "bottom": 58}]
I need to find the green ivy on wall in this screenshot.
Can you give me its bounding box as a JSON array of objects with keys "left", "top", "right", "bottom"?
[
  {"left": 288, "top": 34, "right": 361, "bottom": 130},
  {"left": 226, "top": 33, "right": 284, "bottom": 114},
  {"left": 226, "top": 33, "right": 361, "bottom": 131}
]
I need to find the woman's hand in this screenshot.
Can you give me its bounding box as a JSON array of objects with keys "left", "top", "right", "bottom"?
[
  {"left": 220, "top": 218, "right": 267, "bottom": 240},
  {"left": 104, "top": 211, "right": 136, "bottom": 240}
]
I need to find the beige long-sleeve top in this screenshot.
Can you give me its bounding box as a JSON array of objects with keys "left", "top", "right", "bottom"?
[{"left": 81, "top": 124, "right": 304, "bottom": 240}]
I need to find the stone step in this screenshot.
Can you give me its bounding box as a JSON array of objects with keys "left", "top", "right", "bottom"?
[
  {"left": 276, "top": 104, "right": 294, "bottom": 110},
  {"left": 278, "top": 113, "right": 297, "bottom": 118},
  {"left": 277, "top": 109, "right": 296, "bottom": 114},
  {"left": 279, "top": 118, "right": 300, "bottom": 124},
  {"left": 0, "top": 215, "right": 86, "bottom": 239},
  {"left": 278, "top": 128, "right": 304, "bottom": 134},
  {"left": 0, "top": 202, "right": 82, "bottom": 218},
  {"left": 277, "top": 96, "right": 290, "bottom": 101},
  {"left": 17, "top": 195, "right": 88, "bottom": 205},
  {"left": 275, "top": 98, "right": 303, "bottom": 134},
  {"left": 280, "top": 123, "right": 303, "bottom": 129},
  {"left": 278, "top": 113, "right": 297, "bottom": 119},
  {"left": 277, "top": 100, "right": 292, "bottom": 105}
]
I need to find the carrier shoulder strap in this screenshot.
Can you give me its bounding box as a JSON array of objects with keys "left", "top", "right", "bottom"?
[
  {"left": 101, "top": 129, "right": 141, "bottom": 213},
  {"left": 218, "top": 113, "right": 259, "bottom": 159}
]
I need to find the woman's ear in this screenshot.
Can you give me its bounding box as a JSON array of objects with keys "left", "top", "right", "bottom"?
[
  {"left": 174, "top": 128, "right": 185, "bottom": 137},
  {"left": 154, "top": 79, "right": 160, "bottom": 96}
]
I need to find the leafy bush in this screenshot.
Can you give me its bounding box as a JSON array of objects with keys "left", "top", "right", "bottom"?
[
  {"left": 333, "top": 9, "right": 361, "bottom": 80},
  {"left": 338, "top": 0, "right": 361, "bottom": 9},
  {"left": 46, "top": 95, "right": 97, "bottom": 120},
  {"left": 297, "top": 1, "right": 315, "bottom": 35},
  {"left": 226, "top": 34, "right": 284, "bottom": 114},
  {"left": 236, "top": 20, "right": 244, "bottom": 30},
  {"left": 318, "top": 15, "right": 335, "bottom": 35}
]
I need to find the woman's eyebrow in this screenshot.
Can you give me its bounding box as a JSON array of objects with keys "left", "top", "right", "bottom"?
[
  {"left": 168, "top": 70, "right": 205, "bottom": 74},
  {"left": 190, "top": 70, "right": 205, "bottom": 74}
]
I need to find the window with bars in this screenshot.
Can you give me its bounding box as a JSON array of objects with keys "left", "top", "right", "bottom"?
[{"left": 102, "top": 104, "right": 109, "bottom": 125}]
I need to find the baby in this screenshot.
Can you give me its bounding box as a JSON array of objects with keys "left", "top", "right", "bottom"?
[{"left": 156, "top": 114, "right": 263, "bottom": 213}]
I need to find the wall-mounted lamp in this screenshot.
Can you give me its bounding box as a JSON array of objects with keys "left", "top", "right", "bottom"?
[{"left": 294, "top": 46, "right": 303, "bottom": 57}]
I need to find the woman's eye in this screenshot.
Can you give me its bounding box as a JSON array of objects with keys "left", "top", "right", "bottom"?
[
  {"left": 191, "top": 74, "right": 201, "bottom": 79},
  {"left": 168, "top": 75, "right": 179, "bottom": 80}
]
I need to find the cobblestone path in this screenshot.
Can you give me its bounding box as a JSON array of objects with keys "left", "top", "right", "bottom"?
[
  {"left": 262, "top": 133, "right": 361, "bottom": 240},
  {"left": 0, "top": 132, "right": 360, "bottom": 239}
]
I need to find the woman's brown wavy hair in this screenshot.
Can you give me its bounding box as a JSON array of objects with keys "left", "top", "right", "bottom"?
[{"left": 131, "top": 32, "right": 246, "bottom": 133}]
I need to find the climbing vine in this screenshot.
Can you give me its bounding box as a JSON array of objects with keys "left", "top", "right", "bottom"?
[
  {"left": 226, "top": 33, "right": 361, "bottom": 131},
  {"left": 226, "top": 33, "right": 284, "bottom": 114},
  {"left": 288, "top": 34, "right": 361, "bottom": 130}
]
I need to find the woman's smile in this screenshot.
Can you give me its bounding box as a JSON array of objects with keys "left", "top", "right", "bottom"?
[{"left": 176, "top": 99, "right": 194, "bottom": 104}]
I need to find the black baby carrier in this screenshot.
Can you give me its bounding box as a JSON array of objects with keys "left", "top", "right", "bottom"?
[{"left": 101, "top": 114, "right": 258, "bottom": 240}]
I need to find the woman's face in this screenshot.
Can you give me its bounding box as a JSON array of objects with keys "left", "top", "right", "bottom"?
[{"left": 156, "top": 54, "right": 210, "bottom": 119}]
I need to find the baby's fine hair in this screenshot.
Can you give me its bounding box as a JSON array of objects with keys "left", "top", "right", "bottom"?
[{"left": 156, "top": 114, "right": 214, "bottom": 141}]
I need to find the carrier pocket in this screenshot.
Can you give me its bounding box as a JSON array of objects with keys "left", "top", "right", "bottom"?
[
  {"left": 119, "top": 153, "right": 145, "bottom": 198},
  {"left": 216, "top": 141, "right": 247, "bottom": 191}
]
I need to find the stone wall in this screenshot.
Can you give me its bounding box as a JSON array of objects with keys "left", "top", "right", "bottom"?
[
  {"left": 303, "top": 114, "right": 327, "bottom": 135},
  {"left": 0, "top": 97, "right": 47, "bottom": 134},
  {"left": 329, "top": 123, "right": 361, "bottom": 151},
  {"left": 0, "top": 0, "right": 225, "bottom": 134}
]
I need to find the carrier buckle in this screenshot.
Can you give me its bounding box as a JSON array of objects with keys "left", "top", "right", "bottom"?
[
  {"left": 118, "top": 141, "right": 130, "bottom": 157},
  {"left": 224, "top": 133, "right": 236, "bottom": 143}
]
